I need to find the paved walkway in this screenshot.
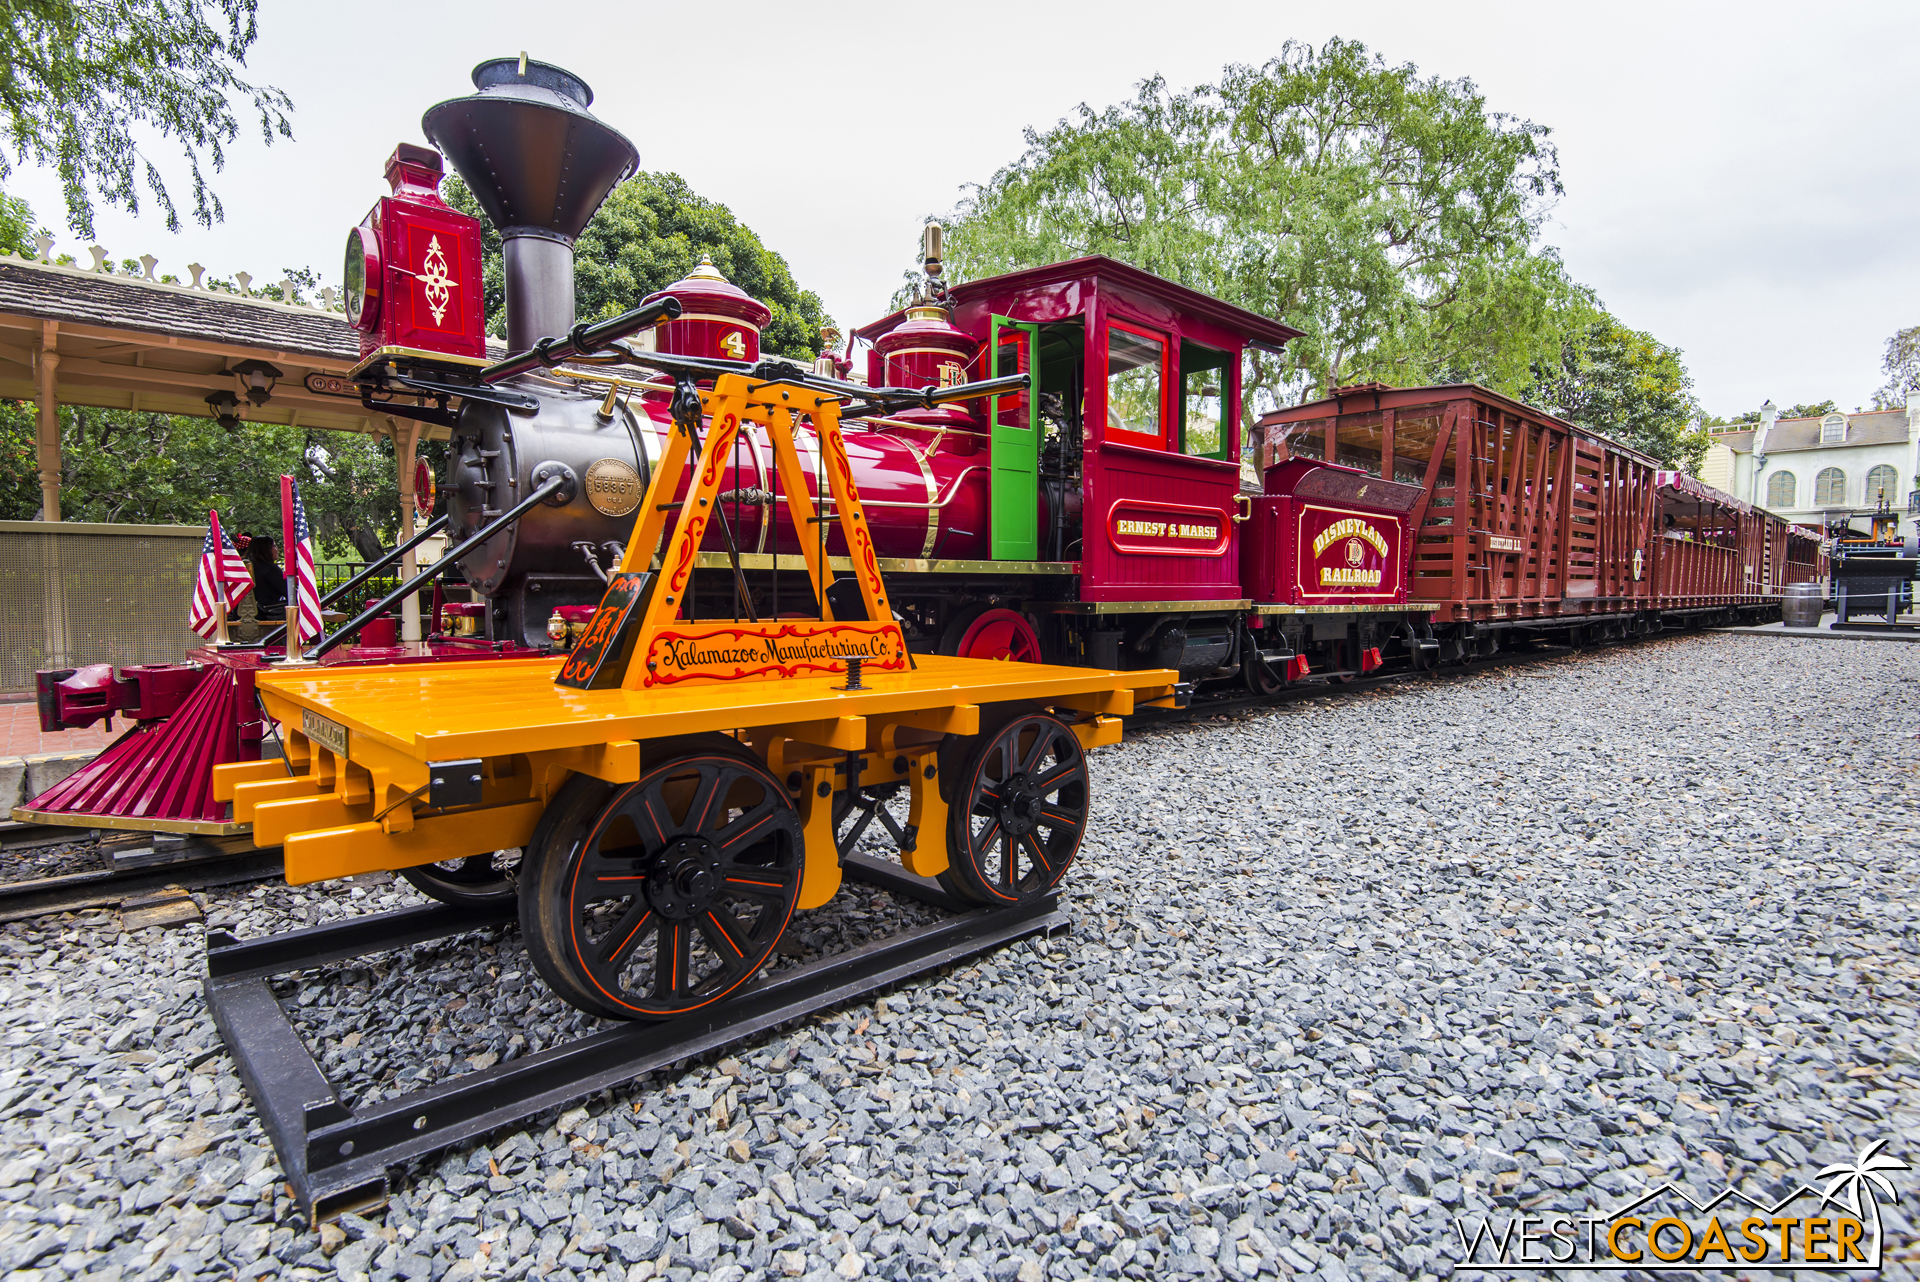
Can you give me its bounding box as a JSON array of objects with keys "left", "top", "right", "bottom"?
[
  {"left": 1716, "top": 611, "right": 1920, "bottom": 643},
  {"left": 0, "top": 700, "right": 115, "bottom": 760}
]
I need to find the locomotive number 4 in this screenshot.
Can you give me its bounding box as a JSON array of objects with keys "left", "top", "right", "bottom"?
[{"left": 719, "top": 331, "right": 746, "bottom": 359}]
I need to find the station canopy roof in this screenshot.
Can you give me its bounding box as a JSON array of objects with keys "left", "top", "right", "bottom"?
[{"left": 0, "top": 256, "right": 453, "bottom": 440}]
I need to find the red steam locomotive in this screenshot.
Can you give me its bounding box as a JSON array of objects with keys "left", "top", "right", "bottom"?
[{"left": 21, "top": 55, "right": 1822, "bottom": 843}]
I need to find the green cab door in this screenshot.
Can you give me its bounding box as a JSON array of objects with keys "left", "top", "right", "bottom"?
[{"left": 989, "top": 315, "right": 1041, "bottom": 561}]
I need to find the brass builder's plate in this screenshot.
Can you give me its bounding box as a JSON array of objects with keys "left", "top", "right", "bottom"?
[{"left": 302, "top": 709, "right": 348, "bottom": 756}]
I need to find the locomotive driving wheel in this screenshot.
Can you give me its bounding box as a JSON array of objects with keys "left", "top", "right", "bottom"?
[
  {"left": 941, "top": 712, "right": 1090, "bottom": 906},
  {"left": 520, "top": 741, "right": 804, "bottom": 1021},
  {"left": 940, "top": 606, "right": 1044, "bottom": 663}
]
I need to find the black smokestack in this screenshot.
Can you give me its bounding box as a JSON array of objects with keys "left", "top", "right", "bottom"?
[{"left": 422, "top": 57, "right": 638, "bottom": 355}]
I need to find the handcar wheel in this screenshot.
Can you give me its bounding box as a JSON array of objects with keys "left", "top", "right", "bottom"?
[
  {"left": 942, "top": 712, "right": 1089, "bottom": 906},
  {"left": 939, "top": 606, "right": 1044, "bottom": 663},
  {"left": 520, "top": 742, "right": 804, "bottom": 1021},
  {"left": 400, "top": 850, "right": 522, "bottom": 906}
]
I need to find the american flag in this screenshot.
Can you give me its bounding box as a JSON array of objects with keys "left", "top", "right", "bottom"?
[
  {"left": 288, "top": 480, "right": 323, "bottom": 643},
  {"left": 188, "top": 509, "right": 252, "bottom": 638}
]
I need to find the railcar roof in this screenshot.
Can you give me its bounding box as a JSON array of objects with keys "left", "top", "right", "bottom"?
[
  {"left": 1264, "top": 382, "right": 1665, "bottom": 471},
  {"left": 853, "top": 255, "right": 1303, "bottom": 349}
]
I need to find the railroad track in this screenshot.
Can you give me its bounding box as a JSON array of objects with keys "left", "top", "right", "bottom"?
[
  {"left": 1127, "top": 639, "right": 1599, "bottom": 727},
  {"left": 0, "top": 823, "right": 284, "bottom": 922},
  {"left": 0, "top": 637, "right": 1642, "bottom": 922}
]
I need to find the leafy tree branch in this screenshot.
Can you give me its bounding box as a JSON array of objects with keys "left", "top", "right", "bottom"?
[{"left": 0, "top": 0, "right": 293, "bottom": 236}]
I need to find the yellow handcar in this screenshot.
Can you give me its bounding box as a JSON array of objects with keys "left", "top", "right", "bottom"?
[{"left": 214, "top": 372, "right": 1174, "bottom": 1020}]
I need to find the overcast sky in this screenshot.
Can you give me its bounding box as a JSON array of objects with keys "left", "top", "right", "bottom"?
[{"left": 9, "top": 0, "right": 1917, "bottom": 417}]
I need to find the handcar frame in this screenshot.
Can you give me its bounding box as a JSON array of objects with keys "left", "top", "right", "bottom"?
[{"left": 211, "top": 367, "right": 1172, "bottom": 1020}]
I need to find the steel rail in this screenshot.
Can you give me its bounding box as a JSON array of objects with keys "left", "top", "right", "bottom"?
[
  {"left": 205, "top": 854, "right": 1065, "bottom": 1223},
  {"left": 0, "top": 846, "right": 284, "bottom": 923}
]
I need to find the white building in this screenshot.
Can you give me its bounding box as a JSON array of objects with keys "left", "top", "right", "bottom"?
[{"left": 1700, "top": 393, "right": 1919, "bottom": 536}]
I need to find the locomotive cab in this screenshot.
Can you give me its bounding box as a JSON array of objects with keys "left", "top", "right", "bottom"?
[{"left": 856, "top": 256, "right": 1301, "bottom": 679}]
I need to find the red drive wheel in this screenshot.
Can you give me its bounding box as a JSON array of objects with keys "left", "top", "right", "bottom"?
[
  {"left": 941, "top": 712, "right": 1089, "bottom": 906},
  {"left": 520, "top": 743, "right": 804, "bottom": 1021},
  {"left": 940, "top": 607, "right": 1044, "bottom": 663}
]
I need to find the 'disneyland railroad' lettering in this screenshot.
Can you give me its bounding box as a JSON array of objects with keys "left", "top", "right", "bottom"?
[
  {"left": 1319, "top": 567, "right": 1384, "bottom": 587},
  {"left": 1311, "top": 518, "right": 1390, "bottom": 559}
]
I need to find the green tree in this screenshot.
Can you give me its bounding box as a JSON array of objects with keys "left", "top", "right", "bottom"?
[
  {"left": 1875, "top": 324, "right": 1920, "bottom": 408},
  {"left": 0, "top": 188, "right": 39, "bottom": 255},
  {"left": 0, "top": 400, "right": 406, "bottom": 558},
  {"left": 1524, "top": 315, "right": 1707, "bottom": 471},
  {"left": 1785, "top": 399, "right": 1838, "bottom": 419},
  {"left": 1, "top": 0, "right": 293, "bottom": 237},
  {"left": 942, "top": 38, "right": 1594, "bottom": 422},
  {"left": 444, "top": 171, "right": 830, "bottom": 359}
]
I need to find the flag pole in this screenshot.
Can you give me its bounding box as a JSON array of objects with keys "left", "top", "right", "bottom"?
[
  {"left": 275, "top": 475, "right": 316, "bottom": 666},
  {"left": 280, "top": 474, "right": 298, "bottom": 653},
  {"left": 210, "top": 509, "right": 232, "bottom": 647}
]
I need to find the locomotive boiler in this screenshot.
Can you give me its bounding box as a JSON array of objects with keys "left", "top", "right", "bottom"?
[{"left": 387, "top": 60, "right": 1017, "bottom": 650}]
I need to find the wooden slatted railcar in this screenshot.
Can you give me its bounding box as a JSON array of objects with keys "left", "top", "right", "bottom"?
[{"left": 1254, "top": 385, "right": 1810, "bottom": 663}]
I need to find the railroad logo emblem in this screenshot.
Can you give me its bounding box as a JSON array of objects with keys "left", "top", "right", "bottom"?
[
  {"left": 1452, "top": 1139, "right": 1909, "bottom": 1272},
  {"left": 1346, "top": 537, "right": 1365, "bottom": 567},
  {"left": 418, "top": 234, "right": 455, "bottom": 326}
]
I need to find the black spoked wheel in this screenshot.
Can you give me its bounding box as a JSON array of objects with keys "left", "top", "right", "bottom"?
[
  {"left": 942, "top": 712, "right": 1089, "bottom": 906},
  {"left": 401, "top": 849, "right": 521, "bottom": 906},
  {"left": 521, "top": 744, "right": 804, "bottom": 1021}
]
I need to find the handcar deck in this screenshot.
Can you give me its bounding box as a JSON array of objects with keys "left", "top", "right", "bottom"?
[
  {"left": 220, "top": 653, "right": 1177, "bottom": 889},
  {"left": 249, "top": 653, "right": 1171, "bottom": 759}
]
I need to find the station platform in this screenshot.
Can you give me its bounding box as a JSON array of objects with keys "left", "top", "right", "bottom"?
[
  {"left": 0, "top": 698, "right": 115, "bottom": 757},
  {"left": 1714, "top": 612, "right": 1920, "bottom": 643}
]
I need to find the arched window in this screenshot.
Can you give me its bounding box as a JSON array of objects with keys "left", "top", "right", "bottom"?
[
  {"left": 1766, "top": 471, "right": 1796, "bottom": 508},
  {"left": 1814, "top": 467, "right": 1847, "bottom": 507},
  {"left": 1820, "top": 413, "right": 1847, "bottom": 444},
  {"left": 1865, "top": 464, "right": 1899, "bottom": 506}
]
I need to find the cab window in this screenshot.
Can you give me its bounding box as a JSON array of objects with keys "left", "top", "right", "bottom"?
[
  {"left": 1180, "top": 341, "right": 1232, "bottom": 460},
  {"left": 1105, "top": 322, "right": 1167, "bottom": 447}
]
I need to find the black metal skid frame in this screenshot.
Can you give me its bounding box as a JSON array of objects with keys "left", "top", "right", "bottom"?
[{"left": 203, "top": 853, "right": 1069, "bottom": 1223}]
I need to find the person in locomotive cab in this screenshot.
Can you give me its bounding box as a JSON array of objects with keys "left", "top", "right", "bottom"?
[{"left": 245, "top": 535, "right": 288, "bottom": 621}]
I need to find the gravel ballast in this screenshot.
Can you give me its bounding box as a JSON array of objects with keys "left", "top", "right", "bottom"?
[{"left": 1, "top": 631, "right": 1916, "bottom": 1282}]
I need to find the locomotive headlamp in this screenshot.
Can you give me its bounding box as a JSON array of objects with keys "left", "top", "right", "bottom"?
[
  {"left": 343, "top": 223, "right": 381, "bottom": 332},
  {"left": 230, "top": 359, "right": 282, "bottom": 407}
]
